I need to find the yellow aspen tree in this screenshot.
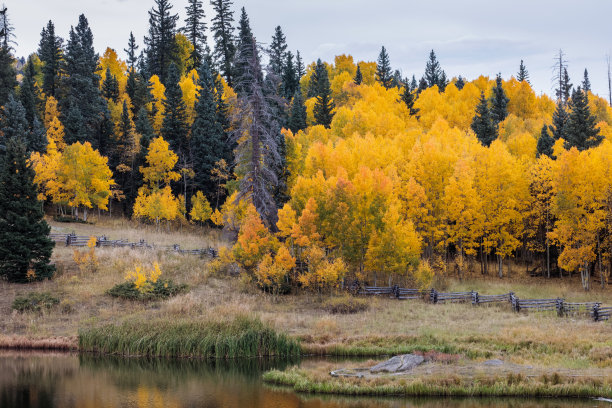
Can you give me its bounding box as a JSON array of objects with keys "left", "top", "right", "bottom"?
[
  {"left": 190, "top": 190, "right": 212, "bottom": 223},
  {"left": 43, "top": 96, "right": 60, "bottom": 129},
  {"left": 233, "top": 204, "right": 279, "bottom": 272}
]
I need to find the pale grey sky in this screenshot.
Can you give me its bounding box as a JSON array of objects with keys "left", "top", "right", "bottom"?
[{"left": 7, "top": 0, "right": 612, "bottom": 98}]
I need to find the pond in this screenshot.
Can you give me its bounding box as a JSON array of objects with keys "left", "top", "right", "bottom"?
[{"left": 0, "top": 351, "right": 607, "bottom": 408}]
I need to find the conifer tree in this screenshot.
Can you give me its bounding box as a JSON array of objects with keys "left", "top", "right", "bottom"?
[
  {"left": 128, "top": 72, "right": 151, "bottom": 116},
  {"left": 417, "top": 77, "right": 428, "bottom": 94},
  {"left": 551, "top": 101, "right": 568, "bottom": 141},
  {"left": 471, "top": 91, "right": 497, "bottom": 147},
  {"left": 424, "top": 50, "right": 445, "bottom": 88},
  {"left": 375, "top": 46, "right": 393, "bottom": 89},
  {"left": 564, "top": 87, "right": 602, "bottom": 151},
  {"left": 354, "top": 65, "right": 363, "bottom": 85},
  {"left": 114, "top": 101, "right": 138, "bottom": 210},
  {"left": 144, "top": 0, "right": 179, "bottom": 84},
  {"left": 409, "top": 75, "right": 418, "bottom": 91},
  {"left": 233, "top": 7, "right": 256, "bottom": 95},
  {"left": 295, "top": 51, "right": 305, "bottom": 79},
  {"left": 288, "top": 87, "right": 307, "bottom": 133},
  {"left": 455, "top": 76, "right": 465, "bottom": 90},
  {"left": 490, "top": 73, "right": 509, "bottom": 124},
  {"left": 313, "top": 59, "right": 334, "bottom": 128},
  {"left": 536, "top": 125, "right": 554, "bottom": 158},
  {"left": 517, "top": 59, "right": 529, "bottom": 83},
  {"left": 124, "top": 31, "right": 139, "bottom": 70},
  {"left": 400, "top": 84, "right": 419, "bottom": 116},
  {"left": 135, "top": 106, "right": 155, "bottom": 151},
  {"left": 191, "top": 60, "right": 226, "bottom": 201},
  {"left": 0, "top": 94, "right": 45, "bottom": 153},
  {"left": 269, "top": 26, "right": 287, "bottom": 77},
  {"left": 37, "top": 21, "right": 62, "bottom": 99},
  {"left": 210, "top": 0, "right": 236, "bottom": 86},
  {"left": 19, "top": 56, "right": 42, "bottom": 127},
  {"left": 161, "top": 63, "right": 189, "bottom": 160},
  {"left": 558, "top": 67, "right": 572, "bottom": 106},
  {"left": 182, "top": 0, "right": 207, "bottom": 71},
  {"left": 102, "top": 68, "right": 120, "bottom": 102},
  {"left": 0, "top": 45, "right": 16, "bottom": 107},
  {"left": 61, "top": 14, "right": 105, "bottom": 147},
  {"left": 63, "top": 101, "right": 84, "bottom": 145},
  {"left": 582, "top": 69, "right": 591, "bottom": 93},
  {"left": 0, "top": 137, "right": 54, "bottom": 283},
  {"left": 281, "top": 51, "right": 298, "bottom": 99}
]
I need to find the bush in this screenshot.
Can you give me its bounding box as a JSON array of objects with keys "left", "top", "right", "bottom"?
[
  {"left": 106, "top": 279, "right": 187, "bottom": 301},
  {"left": 12, "top": 292, "right": 60, "bottom": 312},
  {"left": 322, "top": 295, "right": 369, "bottom": 314}
]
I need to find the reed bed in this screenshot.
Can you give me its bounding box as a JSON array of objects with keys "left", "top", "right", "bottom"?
[
  {"left": 0, "top": 335, "right": 78, "bottom": 350},
  {"left": 78, "top": 315, "right": 300, "bottom": 359}
]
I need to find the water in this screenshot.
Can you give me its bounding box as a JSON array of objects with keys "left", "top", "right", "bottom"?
[{"left": 0, "top": 351, "right": 606, "bottom": 408}]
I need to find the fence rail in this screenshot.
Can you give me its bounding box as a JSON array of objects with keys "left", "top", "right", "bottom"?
[
  {"left": 49, "top": 232, "right": 218, "bottom": 258},
  {"left": 358, "top": 285, "right": 610, "bottom": 323}
]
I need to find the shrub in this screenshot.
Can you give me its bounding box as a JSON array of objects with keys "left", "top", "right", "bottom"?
[
  {"left": 106, "top": 279, "right": 187, "bottom": 301},
  {"left": 322, "top": 295, "right": 369, "bottom": 314},
  {"left": 12, "top": 292, "right": 60, "bottom": 312}
]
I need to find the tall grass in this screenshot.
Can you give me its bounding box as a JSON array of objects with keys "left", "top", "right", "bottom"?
[{"left": 78, "top": 315, "right": 300, "bottom": 359}]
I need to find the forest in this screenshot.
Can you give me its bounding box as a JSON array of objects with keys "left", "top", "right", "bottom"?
[{"left": 1, "top": 0, "right": 612, "bottom": 293}]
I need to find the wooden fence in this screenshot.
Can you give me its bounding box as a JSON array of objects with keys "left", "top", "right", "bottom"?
[
  {"left": 49, "top": 233, "right": 218, "bottom": 258},
  {"left": 358, "top": 285, "right": 610, "bottom": 322}
]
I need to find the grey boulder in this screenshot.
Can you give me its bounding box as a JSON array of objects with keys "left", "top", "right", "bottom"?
[{"left": 370, "top": 354, "right": 424, "bottom": 373}]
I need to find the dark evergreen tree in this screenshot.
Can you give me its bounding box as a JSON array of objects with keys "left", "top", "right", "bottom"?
[
  {"left": 210, "top": 0, "right": 235, "bottom": 86},
  {"left": 135, "top": 106, "right": 155, "bottom": 151},
  {"left": 63, "top": 101, "right": 84, "bottom": 145},
  {"left": 536, "top": 124, "right": 554, "bottom": 158},
  {"left": 112, "top": 101, "right": 138, "bottom": 211},
  {"left": 582, "top": 68, "right": 591, "bottom": 93},
  {"left": 354, "top": 64, "right": 363, "bottom": 85},
  {"left": 517, "top": 59, "right": 529, "bottom": 83},
  {"left": 161, "top": 63, "right": 189, "bottom": 158},
  {"left": 0, "top": 137, "right": 54, "bottom": 283},
  {"left": 0, "top": 4, "right": 15, "bottom": 50},
  {"left": 97, "top": 107, "right": 115, "bottom": 158},
  {"left": 409, "top": 75, "right": 418, "bottom": 91},
  {"left": 471, "top": 92, "right": 497, "bottom": 147},
  {"left": 128, "top": 72, "right": 151, "bottom": 116},
  {"left": 417, "top": 77, "right": 428, "bottom": 94},
  {"left": 0, "top": 94, "right": 45, "bottom": 153},
  {"left": 400, "top": 85, "right": 419, "bottom": 116},
  {"left": 313, "top": 59, "right": 335, "bottom": 128},
  {"left": 19, "top": 56, "right": 42, "bottom": 126},
  {"left": 558, "top": 68, "right": 572, "bottom": 106},
  {"left": 391, "top": 70, "right": 403, "bottom": 88},
  {"left": 124, "top": 31, "right": 139, "bottom": 70},
  {"left": 288, "top": 87, "right": 307, "bottom": 133},
  {"left": 375, "top": 46, "right": 392, "bottom": 89},
  {"left": 269, "top": 26, "right": 287, "bottom": 77},
  {"left": 281, "top": 51, "right": 298, "bottom": 99},
  {"left": 490, "top": 73, "right": 509, "bottom": 124},
  {"left": 182, "top": 0, "right": 207, "bottom": 71},
  {"left": 438, "top": 71, "right": 448, "bottom": 92},
  {"left": 233, "top": 7, "right": 256, "bottom": 95},
  {"left": 455, "top": 75, "right": 465, "bottom": 90},
  {"left": 191, "top": 60, "right": 226, "bottom": 202},
  {"left": 102, "top": 68, "right": 120, "bottom": 102},
  {"left": 295, "top": 50, "right": 305, "bottom": 79},
  {"left": 551, "top": 101, "right": 568, "bottom": 141},
  {"left": 144, "top": 0, "right": 179, "bottom": 84},
  {"left": 213, "top": 72, "right": 233, "bottom": 166},
  {"left": 564, "top": 87, "right": 602, "bottom": 151},
  {"left": 38, "top": 21, "right": 63, "bottom": 99},
  {"left": 424, "top": 50, "right": 446, "bottom": 88},
  {"left": 0, "top": 45, "right": 16, "bottom": 107},
  {"left": 61, "top": 14, "right": 105, "bottom": 147}
]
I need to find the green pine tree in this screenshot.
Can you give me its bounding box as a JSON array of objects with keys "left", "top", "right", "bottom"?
[
  {"left": 233, "top": 7, "right": 257, "bottom": 95},
  {"left": 471, "top": 92, "right": 497, "bottom": 147},
  {"left": 124, "top": 31, "right": 139, "bottom": 70},
  {"left": 135, "top": 106, "right": 154, "bottom": 151},
  {"left": 18, "top": 56, "right": 42, "bottom": 127},
  {"left": 144, "top": 0, "right": 179, "bottom": 84},
  {"left": 424, "top": 50, "right": 445, "bottom": 88},
  {"left": 551, "top": 101, "right": 568, "bottom": 141},
  {"left": 354, "top": 65, "right": 363, "bottom": 85},
  {"left": 517, "top": 60, "right": 529, "bottom": 83},
  {"left": 281, "top": 51, "right": 298, "bottom": 99},
  {"left": 102, "top": 67, "right": 120, "bottom": 102},
  {"left": 313, "top": 59, "right": 335, "bottom": 128},
  {"left": 295, "top": 51, "right": 305, "bottom": 79},
  {"left": 0, "top": 46, "right": 16, "bottom": 107},
  {"left": 582, "top": 69, "right": 591, "bottom": 93},
  {"left": 269, "top": 26, "right": 287, "bottom": 77},
  {"left": 182, "top": 0, "right": 207, "bottom": 72},
  {"left": 536, "top": 125, "right": 554, "bottom": 158},
  {"left": 490, "top": 73, "right": 509, "bottom": 124},
  {"left": 37, "top": 20, "right": 62, "bottom": 98},
  {"left": 0, "top": 137, "right": 54, "bottom": 283},
  {"left": 564, "top": 87, "right": 602, "bottom": 151},
  {"left": 400, "top": 85, "right": 419, "bottom": 116},
  {"left": 210, "top": 0, "right": 236, "bottom": 86},
  {"left": 161, "top": 63, "right": 189, "bottom": 158},
  {"left": 455, "top": 76, "right": 465, "bottom": 90},
  {"left": 288, "top": 87, "right": 307, "bottom": 133},
  {"left": 375, "top": 46, "right": 392, "bottom": 89},
  {"left": 0, "top": 94, "right": 45, "bottom": 153},
  {"left": 63, "top": 101, "right": 85, "bottom": 145}
]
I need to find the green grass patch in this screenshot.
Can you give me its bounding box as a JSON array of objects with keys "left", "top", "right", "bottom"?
[
  {"left": 78, "top": 315, "right": 301, "bottom": 359},
  {"left": 106, "top": 279, "right": 187, "bottom": 300},
  {"left": 12, "top": 292, "right": 60, "bottom": 312},
  {"left": 263, "top": 368, "right": 612, "bottom": 398}
]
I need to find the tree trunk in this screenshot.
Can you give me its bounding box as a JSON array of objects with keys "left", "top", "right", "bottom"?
[{"left": 497, "top": 254, "right": 503, "bottom": 278}]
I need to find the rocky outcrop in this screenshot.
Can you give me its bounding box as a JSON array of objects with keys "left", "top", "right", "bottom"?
[{"left": 369, "top": 354, "right": 424, "bottom": 373}]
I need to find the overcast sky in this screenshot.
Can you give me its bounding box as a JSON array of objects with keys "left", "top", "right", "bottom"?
[{"left": 7, "top": 0, "right": 612, "bottom": 98}]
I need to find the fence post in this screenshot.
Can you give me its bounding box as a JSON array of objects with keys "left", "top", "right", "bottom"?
[
  {"left": 472, "top": 291, "right": 479, "bottom": 305},
  {"left": 556, "top": 298, "right": 564, "bottom": 317},
  {"left": 430, "top": 289, "right": 438, "bottom": 304},
  {"left": 592, "top": 304, "right": 600, "bottom": 322}
]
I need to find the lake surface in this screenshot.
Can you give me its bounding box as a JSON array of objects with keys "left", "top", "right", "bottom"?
[{"left": 0, "top": 351, "right": 607, "bottom": 408}]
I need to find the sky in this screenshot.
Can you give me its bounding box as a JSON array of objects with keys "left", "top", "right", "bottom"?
[{"left": 6, "top": 0, "right": 612, "bottom": 99}]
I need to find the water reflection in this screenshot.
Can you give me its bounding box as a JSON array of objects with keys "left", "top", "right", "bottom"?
[{"left": 0, "top": 351, "right": 607, "bottom": 408}]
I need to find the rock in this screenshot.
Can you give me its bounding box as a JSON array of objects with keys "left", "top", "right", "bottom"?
[
  {"left": 483, "top": 359, "right": 504, "bottom": 366},
  {"left": 370, "top": 354, "right": 424, "bottom": 373}
]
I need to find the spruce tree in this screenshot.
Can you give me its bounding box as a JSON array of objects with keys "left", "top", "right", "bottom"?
[
  {"left": 517, "top": 60, "right": 529, "bottom": 83},
  {"left": 375, "top": 46, "right": 393, "bottom": 89},
  {"left": 582, "top": 69, "right": 591, "bottom": 93},
  {"left": 191, "top": 60, "right": 226, "bottom": 201},
  {"left": 471, "top": 92, "right": 497, "bottom": 147},
  {"left": 313, "top": 59, "right": 335, "bottom": 128},
  {"left": 135, "top": 106, "right": 155, "bottom": 151},
  {"left": 269, "top": 26, "right": 287, "bottom": 77},
  {"left": 144, "top": 0, "right": 179, "bottom": 84},
  {"left": 210, "top": 0, "right": 236, "bottom": 86},
  {"left": 0, "top": 46, "right": 16, "bottom": 108},
  {"left": 354, "top": 65, "right": 363, "bottom": 85},
  {"left": 536, "top": 124, "right": 554, "bottom": 158},
  {"left": 102, "top": 68, "right": 120, "bottom": 102},
  {"left": 551, "top": 101, "right": 568, "bottom": 141},
  {"left": 295, "top": 51, "right": 305, "bottom": 79},
  {"left": 128, "top": 72, "right": 151, "bottom": 117},
  {"left": 0, "top": 94, "right": 45, "bottom": 153},
  {"left": 161, "top": 63, "right": 189, "bottom": 159},
  {"left": 438, "top": 71, "right": 449, "bottom": 91},
  {"left": 288, "top": 87, "right": 307, "bottom": 133},
  {"left": 281, "top": 51, "right": 298, "bottom": 99},
  {"left": 19, "top": 56, "right": 42, "bottom": 127},
  {"left": 400, "top": 85, "right": 419, "bottom": 116},
  {"left": 559, "top": 68, "right": 572, "bottom": 106},
  {"left": 61, "top": 14, "right": 105, "bottom": 147},
  {"left": 490, "top": 73, "right": 509, "bottom": 124},
  {"left": 417, "top": 77, "right": 428, "bottom": 94},
  {"left": 424, "top": 50, "right": 445, "bottom": 88},
  {"left": 124, "top": 31, "right": 139, "bottom": 70},
  {"left": 0, "top": 137, "right": 54, "bottom": 283},
  {"left": 455, "top": 76, "right": 465, "bottom": 90},
  {"left": 37, "top": 21, "right": 62, "bottom": 99},
  {"left": 182, "top": 0, "right": 207, "bottom": 72},
  {"left": 113, "top": 101, "right": 138, "bottom": 211},
  {"left": 233, "top": 7, "right": 256, "bottom": 95},
  {"left": 564, "top": 87, "right": 602, "bottom": 151},
  {"left": 63, "top": 102, "right": 84, "bottom": 145}
]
